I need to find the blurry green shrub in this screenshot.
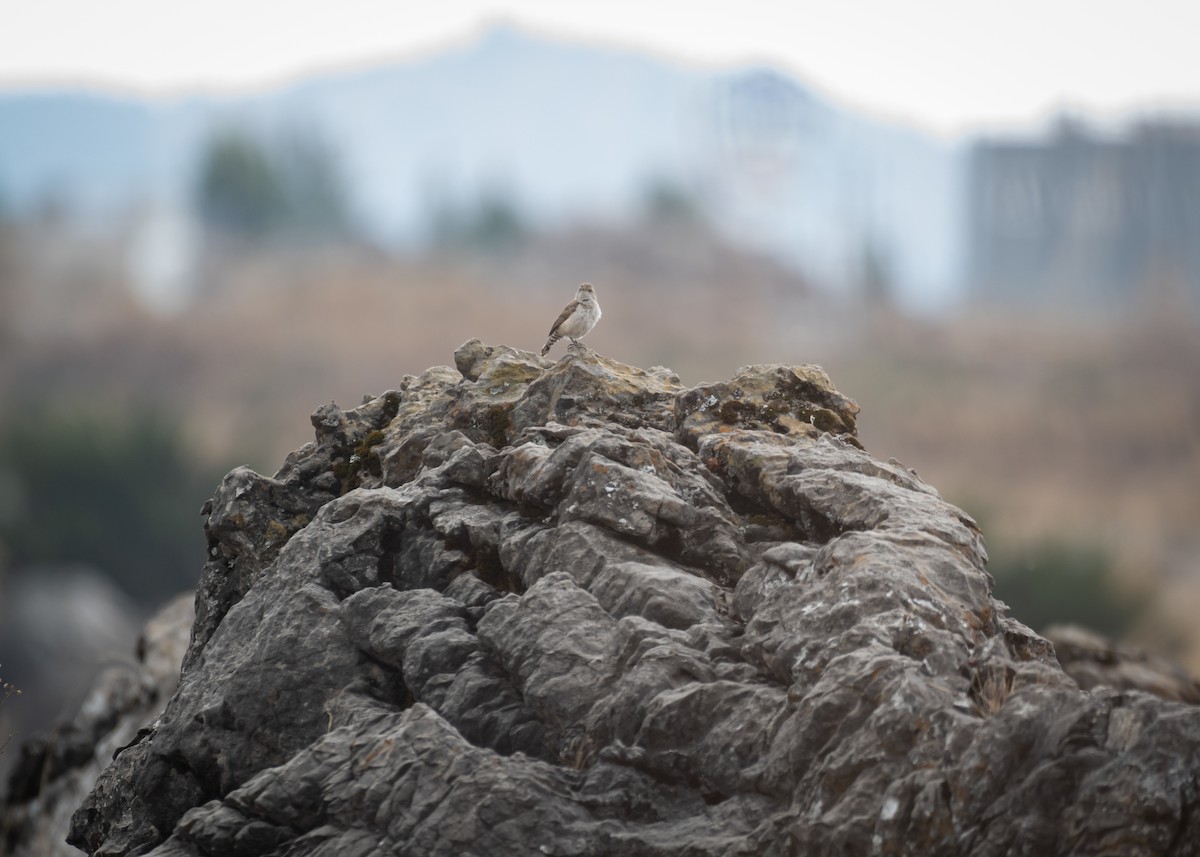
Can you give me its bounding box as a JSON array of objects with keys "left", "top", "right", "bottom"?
[
  {"left": 0, "top": 413, "right": 222, "bottom": 604},
  {"left": 988, "top": 539, "right": 1147, "bottom": 639}
]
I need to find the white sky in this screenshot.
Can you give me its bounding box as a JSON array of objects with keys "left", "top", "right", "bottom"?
[{"left": 1, "top": 0, "right": 1197, "bottom": 136}]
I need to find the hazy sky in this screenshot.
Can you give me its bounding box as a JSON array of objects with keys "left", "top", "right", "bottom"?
[{"left": 2, "top": 0, "right": 1197, "bottom": 135}]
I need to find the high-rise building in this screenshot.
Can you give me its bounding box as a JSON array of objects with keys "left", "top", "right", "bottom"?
[{"left": 966, "top": 118, "right": 1200, "bottom": 313}]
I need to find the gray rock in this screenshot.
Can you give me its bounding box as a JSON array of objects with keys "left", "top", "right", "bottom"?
[
  {"left": 1045, "top": 623, "right": 1200, "bottom": 704},
  {"left": 2, "top": 592, "right": 193, "bottom": 857},
  {"left": 67, "top": 341, "right": 1200, "bottom": 856}
]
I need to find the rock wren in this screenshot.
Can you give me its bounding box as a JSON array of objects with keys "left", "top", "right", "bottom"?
[{"left": 541, "top": 282, "right": 601, "bottom": 356}]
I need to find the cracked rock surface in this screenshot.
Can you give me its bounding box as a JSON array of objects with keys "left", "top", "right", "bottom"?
[{"left": 68, "top": 340, "right": 1200, "bottom": 856}]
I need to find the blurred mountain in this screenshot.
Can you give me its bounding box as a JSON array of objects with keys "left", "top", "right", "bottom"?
[{"left": 0, "top": 25, "right": 961, "bottom": 309}]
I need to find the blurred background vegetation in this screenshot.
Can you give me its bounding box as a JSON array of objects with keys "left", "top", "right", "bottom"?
[
  {"left": 0, "top": 21, "right": 1197, "bottom": 755},
  {"left": 196, "top": 128, "right": 352, "bottom": 242},
  {"left": 0, "top": 414, "right": 220, "bottom": 603},
  {"left": 987, "top": 540, "right": 1147, "bottom": 639}
]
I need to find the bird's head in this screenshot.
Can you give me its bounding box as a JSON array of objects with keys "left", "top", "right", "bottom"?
[{"left": 576, "top": 282, "right": 596, "bottom": 303}]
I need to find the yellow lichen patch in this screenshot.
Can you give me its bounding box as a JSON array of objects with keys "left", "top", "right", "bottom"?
[
  {"left": 263, "top": 520, "right": 289, "bottom": 546},
  {"left": 485, "top": 361, "right": 544, "bottom": 388}
]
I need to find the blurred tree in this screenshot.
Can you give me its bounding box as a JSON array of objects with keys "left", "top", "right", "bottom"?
[
  {"left": 276, "top": 131, "right": 352, "bottom": 238},
  {"left": 642, "top": 178, "right": 703, "bottom": 224},
  {"left": 196, "top": 130, "right": 286, "bottom": 238},
  {"left": 428, "top": 188, "right": 527, "bottom": 253},
  {"left": 468, "top": 191, "right": 526, "bottom": 251},
  {"left": 0, "top": 413, "right": 222, "bottom": 604},
  {"left": 988, "top": 540, "right": 1147, "bottom": 639},
  {"left": 857, "top": 238, "right": 895, "bottom": 308},
  {"left": 0, "top": 215, "right": 19, "bottom": 347},
  {"left": 195, "top": 127, "right": 352, "bottom": 241}
]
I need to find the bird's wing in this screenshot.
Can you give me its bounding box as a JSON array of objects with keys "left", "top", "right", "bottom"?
[{"left": 548, "top": 299, "right": 580, "bottom": 335}]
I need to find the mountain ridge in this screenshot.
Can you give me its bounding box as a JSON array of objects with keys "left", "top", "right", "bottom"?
[{"left": 0, "top": 24, "right": 961, "bottom": 307}]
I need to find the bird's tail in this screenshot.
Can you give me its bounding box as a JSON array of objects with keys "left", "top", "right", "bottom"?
[{"left": 540, "top": 333, "right": 560, "bottom": 356}]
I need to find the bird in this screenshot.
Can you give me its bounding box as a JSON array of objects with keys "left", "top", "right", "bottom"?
[{"left": 541, "top": 282, "right": 601, "bottom": 356}]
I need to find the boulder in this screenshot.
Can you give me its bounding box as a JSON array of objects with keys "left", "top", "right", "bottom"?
[
  {"left": 67, "top": 341, "right": 1200, "bottom": 856},
  {"left": 2, "top": 593, "right": 193, "bottom": 857}
]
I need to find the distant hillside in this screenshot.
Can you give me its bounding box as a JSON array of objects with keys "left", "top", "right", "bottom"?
[{"left": 0, "top": 25, "right": 962, "bottom": 307}]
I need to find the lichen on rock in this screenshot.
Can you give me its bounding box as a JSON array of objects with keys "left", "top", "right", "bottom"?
[{"left": 66, "top": 340, "right": 1200, "bottom": 857}]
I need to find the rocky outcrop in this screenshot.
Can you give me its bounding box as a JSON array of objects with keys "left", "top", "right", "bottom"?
[
  {"left": 2, "top": 593, "right": 193, "bottom": 857},
  {"left": 68, "top": 341, "right": 1200, "bottom": 856},
  {"left": 1045, "top": 623, "right": 1200, "bottom": 704}
]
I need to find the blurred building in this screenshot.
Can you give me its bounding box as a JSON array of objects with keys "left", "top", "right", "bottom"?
[{"left": 966, "top": 118, "right": 1200, "bottom": 313}]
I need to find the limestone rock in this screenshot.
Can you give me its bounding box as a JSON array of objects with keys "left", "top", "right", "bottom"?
[{"left": 67, "top": 341, "right": 1200, "bottom": 857}]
